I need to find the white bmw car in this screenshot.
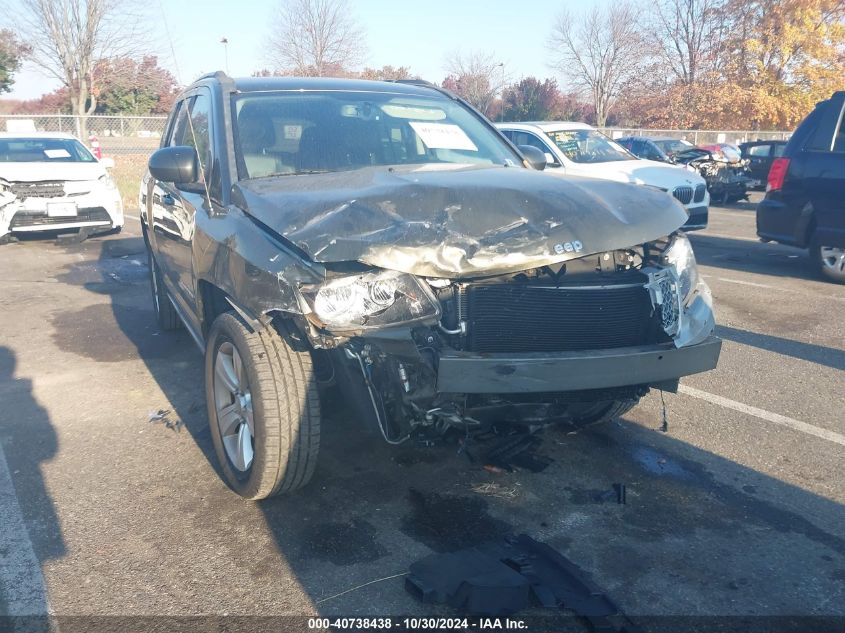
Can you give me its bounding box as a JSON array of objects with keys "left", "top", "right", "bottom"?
[
  {"left": 497, "top": 122, "right": 710, "bottom": 230},
  {"left": 0, "top": 132, "right": 124, "bottom": 241}
]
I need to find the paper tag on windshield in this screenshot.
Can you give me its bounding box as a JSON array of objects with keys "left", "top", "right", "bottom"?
[
  {"left": 409, "top": 122, "right": 477, "bottom": 151},
  {"left": 44, "top": 149, "right": 71, "bottom": 159}
]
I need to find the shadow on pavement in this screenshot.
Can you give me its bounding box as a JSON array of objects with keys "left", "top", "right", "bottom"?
[
  {"left": 689, "top": 233, "right": 820, "bottom": 281},
  {"left": 53, "top": 235, "right": 845, "bottom": 628},
  {"left": 717, "top": 325, "right": 845, "bottom": 371},
  {"left": 0, "top": 346, "right": 65, "bottom": 621}
]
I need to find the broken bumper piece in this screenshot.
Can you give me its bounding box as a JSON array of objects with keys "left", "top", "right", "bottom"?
[{"left": 436, "top": 335, "right": 721, "bottom": 394}]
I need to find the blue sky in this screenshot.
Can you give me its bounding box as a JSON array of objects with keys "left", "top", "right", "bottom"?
[{"left": 4, "top": 0, "right": 604, "bottom": 100}]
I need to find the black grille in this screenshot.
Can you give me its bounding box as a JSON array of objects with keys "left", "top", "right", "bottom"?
[
  {"left": 463, "top": 281, "right": 657, "bottom": 353},
  {"left": 9, "top": 182, "right": 65, "bottom": 199},
  {"left": 683, "top": 207, "right": 708, "bottom": 228},
  {"left": 693, "top": 183, "right": 706, "bottom": 202},
  {"left": 10, "top": 207, "right": 111, "bottom": 228},
  {"left": 673, "top": 186, "right": 693, "bottom": 205}
]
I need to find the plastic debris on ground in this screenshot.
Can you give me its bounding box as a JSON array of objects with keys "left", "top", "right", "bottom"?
[
  {"left": 406, "top": 534, "right": 641, "bottom": 632},
  {"left": 148, "top": 408, "right": 182, "bottom": 432}
]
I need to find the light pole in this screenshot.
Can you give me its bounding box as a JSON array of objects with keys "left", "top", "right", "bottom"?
[
  {"left": 220, "top": 37, "right": 230, "bottom": 74},
  {"left": 498, "top": 62, "right": 505, "bottom": 122}
]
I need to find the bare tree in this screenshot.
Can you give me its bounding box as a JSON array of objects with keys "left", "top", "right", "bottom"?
[
  {"left": 442, "top": 50, "right": 505, "bottom": 116},
  {"left": 548, "top": 3, "right": 645, "bottom": 126},
  {"left": 268, "top": 0, "right": 366, "bottom": 76},
  {"left": 14, "top": 0, "right": 148, "bottom": 137},
  {"left": 651, "top": 0, "right": 728, "bottom": 85}
]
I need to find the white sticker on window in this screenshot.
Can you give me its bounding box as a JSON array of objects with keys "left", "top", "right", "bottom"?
[
  {"left": 283, "top": 125, "right": 302, "bottom": 140},
  {"left": 44, "top": 149, "right": 71, "bottom": 159},
  {"left": 409, "top": 122, "right": 478, "bottom": 151}
]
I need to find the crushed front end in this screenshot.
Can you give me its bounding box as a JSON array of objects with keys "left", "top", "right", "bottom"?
[{"left": 294, "top": 233, "right": 720, "bottom": 444}]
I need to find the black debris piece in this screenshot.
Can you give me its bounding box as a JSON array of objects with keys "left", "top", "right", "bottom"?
[
  {"left": 405, "top": 548, "right": 531, "bottom": 615},
  {"left": 614, "top": 483, "right": 627, "bottom": 505},
  {"left": 406, "top": 534, "right": 641, "bottom": 632},
  {"left": 483, "top": 432, "right": 552, "bottom": 473}
]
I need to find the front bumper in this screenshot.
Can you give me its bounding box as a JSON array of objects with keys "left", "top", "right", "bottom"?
[
  {"left": 0, "top": 189, "right": 124, "bottom": 237},
  {"left": 437, "top": 335, "right": 721, "bottom": 394},
  {"left": 682, "top": 206, "right": 708, "bottom": 231}
]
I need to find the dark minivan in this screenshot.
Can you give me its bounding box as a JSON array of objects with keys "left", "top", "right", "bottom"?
[{"left": 757, "top": 92, "right": 845, "bottom": 283}]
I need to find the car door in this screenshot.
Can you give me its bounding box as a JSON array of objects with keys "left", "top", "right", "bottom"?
[
  {"left": 148, "top": 99, "right": 191, "bottom": 294},
  {"left": 165, "top": 88, "right": 216, "bottom": 324},
  {"left": 805, "top": 95, "right": 845, "bottom": 248}
]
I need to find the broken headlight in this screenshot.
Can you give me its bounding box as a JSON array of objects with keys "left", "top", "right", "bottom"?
[
  {"left": 300, "top": 270, "right": 440, "bottom": 332},
  {"left": 663, "top": 233, "right": 699, "bottom": 303}
]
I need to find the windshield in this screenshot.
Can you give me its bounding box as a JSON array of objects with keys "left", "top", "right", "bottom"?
[
  {"left": 0, "top": 137, "right": 96, "bottom": 163},
  {"left": 232, "top": 91, "right": 522, "bottom": 179},
  {"left": 653, "top": 139, "right": 693, "bottom": 156},
  {"left": 544, "top": 129, "right": 634, "bottom": 164}
]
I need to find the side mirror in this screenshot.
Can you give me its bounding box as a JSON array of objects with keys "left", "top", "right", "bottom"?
[
  {"left": 518, "top": 145, "right": 547, "bottom": 171},
  {"left": 99, "top": 156, "right": 115, "bottom": 169},
  {"left": 148, "top": 146, "right": 198, "bottom": 184}
]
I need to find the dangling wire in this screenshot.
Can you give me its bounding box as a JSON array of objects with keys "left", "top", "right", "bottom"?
[{"left": 659, "top": 388, "right": 669, "bottom": 433}]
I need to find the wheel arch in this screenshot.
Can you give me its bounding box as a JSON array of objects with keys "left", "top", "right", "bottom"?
[{"left": 796, "top": 201, "right": 816, "bottom": 248}]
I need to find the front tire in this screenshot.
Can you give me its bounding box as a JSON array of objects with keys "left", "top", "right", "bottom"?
[
  {"left": 811, "top": 237, "right": 845, "bottom": 284},
  {"left": 205, "top": 313, "right": 321, "bottom": 499},
  {"left": 565, "top": 399, "right": 639, "bottom": 430}
]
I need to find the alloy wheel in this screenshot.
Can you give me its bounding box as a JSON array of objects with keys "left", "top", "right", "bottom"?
[
  {"left": 820, "top": 246, "right": 845, "bottom": 275},
  {"left": 213, "top": 342, "right": 255, "bottom": 472}
]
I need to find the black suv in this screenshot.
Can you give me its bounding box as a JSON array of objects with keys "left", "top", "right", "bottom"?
[
  {"left": 757, "top": 92, "right": 845, "bottom": 283},
  {"left": 141, "top": 73, "right": 721, "bottom": 499}
]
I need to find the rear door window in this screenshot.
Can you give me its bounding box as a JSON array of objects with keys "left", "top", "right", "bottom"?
[
  {"left": 834, "top": 118, "right": 845, "bottom": 152},
  {"left": 748, "top": 144, "right": 771, "bottom": 157}
]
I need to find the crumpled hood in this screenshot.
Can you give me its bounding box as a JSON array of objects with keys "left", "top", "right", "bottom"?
[
  {"left": 0, "top": 162, "right": 106, "bottom": 183},
  {"left": 234, "top": 164, "right": 688, "bottom": 278}
]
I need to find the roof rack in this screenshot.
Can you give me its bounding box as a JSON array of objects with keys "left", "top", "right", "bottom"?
[
  {"left": 194, "top": 70, "right": 231, "bottom": 82},
  {"left": 386, "top": 79, "right": 437, "bottom": 88},
  {"left": 385, "top": 78, "right": 460, "bottom": 102}
]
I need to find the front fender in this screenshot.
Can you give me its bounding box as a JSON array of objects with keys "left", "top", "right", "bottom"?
[{"left": 193, "top": 205, "right": 324, "bottom": 324}]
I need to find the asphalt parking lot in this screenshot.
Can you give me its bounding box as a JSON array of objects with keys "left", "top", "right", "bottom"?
[{"left": 0, "top": 193, "right": 843, "bottom": 630}]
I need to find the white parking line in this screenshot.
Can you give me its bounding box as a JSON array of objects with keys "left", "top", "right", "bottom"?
[
  {"left": 691, "top": 232, "right": 762, "bottom": 243},
  {"left": 0, "top": 442, "right": 53, "bottom": 615},
  {"left": 679, "top": 384, "right": 845, "bottom": 447},
  {"left": 708, "top": 209, "right": 756, "bottom": 218},
  {"left": 124, "top": 215, "right": 141, "bottom": 222},
  {"left": 715, "top": 277, "right": 774, "bottom": 288}
]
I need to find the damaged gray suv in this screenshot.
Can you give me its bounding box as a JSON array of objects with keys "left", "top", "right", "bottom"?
[{"left": 140, "top": 73, "right": 721, "bottom": 499}]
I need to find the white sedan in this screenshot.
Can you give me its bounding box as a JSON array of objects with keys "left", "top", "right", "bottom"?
[
  {"left": 0, "top": 132, "right": 124, "bottom": 241},
  {"left": 497, "top": 122, "right": 710, "bottom": 230}
]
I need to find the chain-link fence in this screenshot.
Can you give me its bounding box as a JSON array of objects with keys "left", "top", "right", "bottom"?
[
  {"left": 599, "top": 128, "right": 791, "bottom": 145},
  {"left": 1, "top": 114, "right": 168, "bottom": 208},
  {"left": 2, "top": 114, "right": 792, "bottom": 209}
]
